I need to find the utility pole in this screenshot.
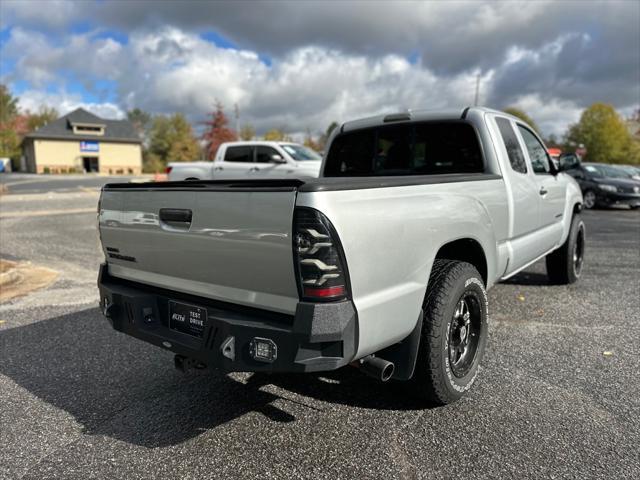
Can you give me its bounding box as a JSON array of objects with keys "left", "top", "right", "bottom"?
[
  {"left": 474, "top": 73, "right": 481, "bottom": 106},
  {"left": 234, "top": 103, "right": 240, "bottom": 134}
]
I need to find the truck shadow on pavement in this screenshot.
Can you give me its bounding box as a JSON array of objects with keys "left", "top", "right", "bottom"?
[
  {"left": 502, "top": 271, "right": 551, "bottom": 286},
  {"left": 0, "top": 307, "right": 423, "bottom": 448}
]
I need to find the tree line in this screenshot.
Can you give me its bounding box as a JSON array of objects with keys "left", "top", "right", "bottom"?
[
  {"left": 1, "top": 83, "right": 638, "bottom": 173},
  {"left": 504, "top": 104, "right": 640, "bottom": 164},
  {"left": 0, "top": 85, "right": 59, "bottom": 164},
  {"left": 128, "top": 101, "right": 339, "bottom": 172}
]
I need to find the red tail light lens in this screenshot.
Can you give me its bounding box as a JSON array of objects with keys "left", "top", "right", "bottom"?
[
  {"left": 303, "top": 285, "right": 346, "bottom": 298},
  {"left": 165, "top": 166, "right": 173, "bottom": 174},
  {"left": 294, "top": 208, "right": 349, "bottom": 301}
]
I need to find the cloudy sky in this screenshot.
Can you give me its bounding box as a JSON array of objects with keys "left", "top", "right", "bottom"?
[{"left": 1, "top": 0, "right": 639, "bottom": 137}]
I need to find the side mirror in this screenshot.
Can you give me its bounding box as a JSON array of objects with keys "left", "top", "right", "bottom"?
[
  {"left": 558, "top": 154, "right": 580, "bottom": 171},
  {"left": 271, "top": 154, "right": 286, "bottom": 164}
]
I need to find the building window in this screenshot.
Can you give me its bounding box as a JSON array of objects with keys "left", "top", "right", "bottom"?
[{"left": 72, "top": 124, "right": 105, "bottom": 136}]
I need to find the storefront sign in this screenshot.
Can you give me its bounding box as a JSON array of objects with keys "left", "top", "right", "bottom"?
[{"left": 80, "top": 141, "right": 99, "bottom": 152}]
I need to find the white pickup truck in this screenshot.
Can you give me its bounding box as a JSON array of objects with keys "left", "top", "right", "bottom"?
[
  {"left": 166, "top": 141, "right": 323, "bottom": 181},
  {"left": 98, "top": 107, "right": 584, "bottom": 405}
]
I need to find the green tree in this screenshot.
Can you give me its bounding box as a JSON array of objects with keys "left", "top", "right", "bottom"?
[
  {"left": 148, "top": 115, "right": 172, "bottom": 161},
  {"left": 567, "top": 103, "right": 639, "bottom": 164},
  {"left": 263, "top": 128, "right": 287, "bottom": 141},
  {"left": 503, "top": 107, "right": 540, "bottom": 133},
  {"left": 0, "top": 84, "right": 18, "bottom": 124},
  {"left": 0, "top": 84, "right": 20, "bottom": 159},
  {"left": 127, "top": 108, "right": 152, "bottom": 143},
  {"left": 146, "top": 114, "right": 200, "bottom": 172},
  {"left": 167, "top": 114, "right": 200, "bottom": 162},
  {"left": 239, "top": 123, "right": 255, "bottom": 141},
  {"left": 26, "top": 106, "right": 58, "bottom": 132}
]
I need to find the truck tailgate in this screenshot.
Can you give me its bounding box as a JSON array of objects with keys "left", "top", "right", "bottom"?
[{"left": 99, "top": 182, "right": 301, "bottom": 314}]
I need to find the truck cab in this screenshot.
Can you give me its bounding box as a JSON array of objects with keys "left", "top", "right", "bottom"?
[{"left": 167, "top": 141, "right": 322, "bottom": 181}]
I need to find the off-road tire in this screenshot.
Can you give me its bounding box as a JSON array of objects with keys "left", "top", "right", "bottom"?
[
  {"left": 545, "top": 214, "right": 585, "bottom": 284},
  {"left": 411, "top": 260, "right": 488, "bottom": 406}
]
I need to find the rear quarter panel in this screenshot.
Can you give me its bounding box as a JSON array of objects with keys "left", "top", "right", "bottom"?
[
  {"left": 297, "top": 178, "right": 508, "bottom": 358},
  {"left": 168, "top": 163, "right": 213, "bottom": 181},
  {"left": 558, "top": 174, "right": 584, "bottom": 243}
]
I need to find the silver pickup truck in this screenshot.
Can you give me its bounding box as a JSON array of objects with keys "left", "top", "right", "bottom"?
[{"left": 98, "top": 107, "right": 584, "bottom": 405}]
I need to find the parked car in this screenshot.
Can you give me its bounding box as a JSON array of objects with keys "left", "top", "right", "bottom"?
[
  {"left": 616, "top": 164, "right": 640, "bottom": 181},
  {"left": 563, "top": 162, "right": 640, "bottom": 209},
  {"left": 166, "top": 141, "right": 323, "bottom": 181},
  {"left": 98, "top": 107, "right": 584, "bottom": 406}
]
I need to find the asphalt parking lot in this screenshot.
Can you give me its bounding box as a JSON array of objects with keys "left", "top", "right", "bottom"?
[
  {"left": 0, "top": 173, "right": 148, "bottom": 195},
  {"left": 0, "top": 190, "right": 638, "bottom": 480}
]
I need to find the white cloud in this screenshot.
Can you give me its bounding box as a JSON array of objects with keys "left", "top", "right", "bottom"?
[
  {"left": 505, "top": 94, "right": 583, "bottom": 136},
  {"left": 18, "top": 90, "right": 124, "bottom": 119},
  {"left": 3, "top": 21, "right": 638, "bottom": 137}
]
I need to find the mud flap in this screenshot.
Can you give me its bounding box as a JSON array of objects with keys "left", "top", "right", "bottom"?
[{"left": 379, "top": 310, "right": 423, "bottom": 381}]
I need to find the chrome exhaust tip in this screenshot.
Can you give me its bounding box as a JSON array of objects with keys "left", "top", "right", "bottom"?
[{"left": 358, "top": 355, "right": 395, "bottom": 382}]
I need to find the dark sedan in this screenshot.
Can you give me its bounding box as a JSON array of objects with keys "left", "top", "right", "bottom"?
[{"left": 563, "top": 163, "right": 640, "bottom": 209}]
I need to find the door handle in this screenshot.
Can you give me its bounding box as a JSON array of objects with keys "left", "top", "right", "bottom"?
[
  {"left": 213, "top": 166, "right": 223, "bottom": 171},
  {"left": 248, "top": 167, "right": 260, "bottom": 173},
  {"left": 159, "top": 208, "right": 192, "bottom": 224},
  {"left": 539, "top": 186, "right": 548, "bottom": 196}
]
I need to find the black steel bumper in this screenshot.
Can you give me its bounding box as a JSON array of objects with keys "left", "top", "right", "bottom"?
[{"left": 97, "top": 264, "right": 357, "bottom": 373}]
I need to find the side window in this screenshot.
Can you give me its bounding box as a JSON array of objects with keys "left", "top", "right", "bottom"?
[
  {"left": 496, "top": 118, "right": 527, "bottom": 174},
  {"left": 517, "top": 126, "right": 550, "bottom": 174},
  {"left": 255, "top": 146, "right": 280, "bottom": 163},
  {"left": 224, "top": 146, "right": 253, "bottom": 163}
]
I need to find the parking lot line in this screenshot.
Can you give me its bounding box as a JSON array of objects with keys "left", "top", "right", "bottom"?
[{"left": 0, "top": 208, "right": 96, "bottom": 219}]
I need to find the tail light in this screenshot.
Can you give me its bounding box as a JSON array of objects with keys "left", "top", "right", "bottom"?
[
  {"left": 165, "top": 166, "right": 173, "bottom": 174},
  {"left": 293, "top": 208, "right": 350, "bottom": 301}
]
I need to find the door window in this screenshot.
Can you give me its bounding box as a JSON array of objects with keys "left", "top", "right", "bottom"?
[
  {"left": 496, "top": 118, "right": 527, "bottom": 174},
  {"left": 255, "top": 146, "right": 281, "bottom": 163},
  {"left": 224, "top": 146, "right": 253, "bottom": 162},
  {"left": 517, "top": 126, "right": 550, "bottom": 174}
]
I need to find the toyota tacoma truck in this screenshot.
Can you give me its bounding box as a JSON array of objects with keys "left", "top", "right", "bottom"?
[
  {"left": 166, "top": 141, "right": 323, "bottom": 181},
  {"left": 98, "top": 107, "right": 584, "bottom": 405}
]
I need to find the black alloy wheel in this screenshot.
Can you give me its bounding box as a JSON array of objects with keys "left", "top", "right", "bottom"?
[{"left": 448, "top": 294, "right": 482, "bottom": 378}]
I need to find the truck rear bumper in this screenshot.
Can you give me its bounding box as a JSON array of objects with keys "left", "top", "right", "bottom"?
[{"left": 98, "top": 264, "right": 357, "bottom": 373}]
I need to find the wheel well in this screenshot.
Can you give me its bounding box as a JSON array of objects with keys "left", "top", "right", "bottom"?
[
  {"left": 185, "top": 177, "right": 199, "bottom": 181},
  {"left": 435, "top": 239, "right": 487, "bottom": 285}
]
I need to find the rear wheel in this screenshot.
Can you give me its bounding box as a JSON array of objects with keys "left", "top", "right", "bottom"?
[
  {"left": 545, "top": 214, "right": 585, "bottom": 284},
  {"left": 583, "top": 190, "right": 596, "bottom": 209},
  {"left": 410, "top": 260, "right": 488, "bottom": 405}
]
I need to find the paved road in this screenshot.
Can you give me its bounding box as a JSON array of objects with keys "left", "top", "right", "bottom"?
[
  {"left": 0, "top": 194, "right": 639, "bottom": 480},
  {"left": 0, "top": 173, "right": 149, "bottom": 194}
]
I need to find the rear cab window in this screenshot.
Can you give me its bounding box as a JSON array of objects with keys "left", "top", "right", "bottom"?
[
  {"left": 323, "top": 122, "right": 484, "bottom": 176},
  {"left": 224, "top": 146, "right": 253, "bottom": 163}
]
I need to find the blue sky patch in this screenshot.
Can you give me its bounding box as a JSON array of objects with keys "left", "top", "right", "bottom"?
[{"left": 200, "top": 31, "right": 238, "bottom": 50}]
